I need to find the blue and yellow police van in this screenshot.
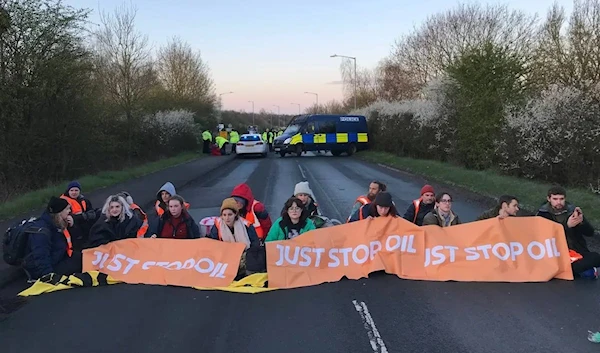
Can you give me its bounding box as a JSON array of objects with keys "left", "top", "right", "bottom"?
[{"left": 273, "top": 114, "right": 369, "bottom": 157}]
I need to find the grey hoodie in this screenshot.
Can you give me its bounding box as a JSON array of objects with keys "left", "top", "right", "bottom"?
[{"left": 156, "top": 182, "right": 176, "bottom": 205}]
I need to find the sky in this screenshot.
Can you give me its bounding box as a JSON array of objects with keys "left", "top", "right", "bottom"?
[{"left": 66, "top": 0, "right": 573, "bottom": 115}]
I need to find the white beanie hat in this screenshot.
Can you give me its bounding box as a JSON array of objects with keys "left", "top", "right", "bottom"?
[{"left": 294, "top": 181, "right": 315, "bottom": 199}]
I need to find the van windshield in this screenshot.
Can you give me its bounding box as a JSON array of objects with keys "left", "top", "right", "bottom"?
[{"left": 284, "top": 124, "right": 302, "bottom": 135}]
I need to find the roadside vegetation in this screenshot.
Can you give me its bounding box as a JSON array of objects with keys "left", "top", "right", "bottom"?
[
  {"left": 0, "top": 151, "right": 201, "bottom": 221},
  {"left": 315, "top": 0, "right": 600, "bottom": 224}
]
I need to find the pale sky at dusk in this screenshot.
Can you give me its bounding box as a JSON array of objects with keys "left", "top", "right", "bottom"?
[{"left": 67, "top": 0, "right": 573, "bottom": 115}]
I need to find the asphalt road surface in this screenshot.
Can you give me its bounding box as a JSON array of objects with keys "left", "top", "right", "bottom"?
[{"left": 1, "top": 152, "right": 599, "bottom": 353}]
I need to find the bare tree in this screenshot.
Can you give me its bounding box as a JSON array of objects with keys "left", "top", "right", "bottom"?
[
  {"left": 375, "top": 58, "right": 422, "bottom": 101},
  {"left": 157, "top": 36, "right": 214, "bottom": 102},
  {"left": 339, "top": 59, "right": 379, "bottom": 108},
  {"left": 305, "top": 100, "right": 348, "bottom": 115},
  {"left": 390, "top": 3, "right": 539, "bottom": 86},
  {"left": 533, "top": 0, "right": 600, "bottom": 89},
  {"left": 93, "top": 2, "right": 153, "bottom": 121}
]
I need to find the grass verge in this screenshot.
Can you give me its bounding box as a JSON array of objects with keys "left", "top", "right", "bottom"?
[
  {"left": 356, "top": 150, "right": 600, "bottom": 227},
  {"left": 0, "top": 151, "right": 202, "bottom": 221}
]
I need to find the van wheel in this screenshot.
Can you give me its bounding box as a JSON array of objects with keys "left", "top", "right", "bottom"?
[
  {"left": 332, "top": 150, "right": 342, "bottom": 157},
  {"left": 347, "top": 143, "right": 357, "bottom": 156},
  {"left": 295, "top": 144, "right": 303, "bottom": 157}
]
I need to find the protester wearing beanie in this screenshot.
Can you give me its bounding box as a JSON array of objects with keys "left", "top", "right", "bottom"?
[
  {"left": 60, "top": 180, "right": 99, "bottom": 250},
  {"left": 403, "top": 184, "right": 436, "bottom": 226},
  {"left": 208, "top": 198, "right": 259, "bottom": 248},
  {"left": 293, "top": 181, "right": 319, "bottom": 217},
  {"left": 22, "top": 196, "right": 83, "bottom": 281},
  {"left": 348, "top": 192, "right": 400, "bottom": 222}
]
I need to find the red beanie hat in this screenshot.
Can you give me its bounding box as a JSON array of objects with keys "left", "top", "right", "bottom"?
[{"left": 420, "top": 184, "right": 434, "bottom": 195}]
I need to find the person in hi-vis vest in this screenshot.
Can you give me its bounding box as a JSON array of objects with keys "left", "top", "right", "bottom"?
[{"left": 154, "top": 182, "right": 190, "bottom": 217}]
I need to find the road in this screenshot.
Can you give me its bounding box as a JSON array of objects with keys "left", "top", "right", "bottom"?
[{"left": 1, "top": 152, "right": 599, "bottom": 353}]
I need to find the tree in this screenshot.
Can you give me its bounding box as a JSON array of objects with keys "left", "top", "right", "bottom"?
[
  {"left": 390, "top": 3, "right": 538, "bottom": 86},
  {"left": 532, "top": 0, "right": 600, "bottom": 90},
  {"left": 446, "top": 41, "right": 530, "bottom": 169},
  {"left": 157, "top": 36, "right": 214, "bottom": 102}
]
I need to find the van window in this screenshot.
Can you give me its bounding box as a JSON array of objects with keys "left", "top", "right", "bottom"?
[
  {"left": 305, "top": 122, "right": 316, "bottom": 133},
  {"left": 318, "top": 120, "right": 336, "bottom": 134}
]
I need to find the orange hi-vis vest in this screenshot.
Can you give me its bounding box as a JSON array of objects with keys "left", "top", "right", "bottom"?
[
  {"left": 63, "top": 229, "right": 73, "bottom": 257},
  {"left": 346, "top": 195, "right": 372, "bottom": 223},
  {"left": 213, "top": 217, "right": 252, "bottom": 241},
  {"left": 412, "top": 199, "right": 421, "bottom": 223},
  {"left": 155, "top": 200, "right": 190, "bottom": 216},
  {"left": 242, "top": 200, "right": 264, "bottom": 239},
  {"left": 130, "top": 203, "right": 148, "bottom": 238},
  {"left": 356, "top": 195, "right": 370, "bottom": 205},
  {"left": 61, "top": 195, "right": 87, "bottom": 215}
]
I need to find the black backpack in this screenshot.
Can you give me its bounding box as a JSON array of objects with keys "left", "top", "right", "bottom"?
[{"left": 2, "top": 217, "right": 47, "bottom": 266}]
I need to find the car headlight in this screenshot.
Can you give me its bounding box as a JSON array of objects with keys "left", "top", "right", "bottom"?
[{"left": 284, "top": 138, "right": 291, "bottom": 144}]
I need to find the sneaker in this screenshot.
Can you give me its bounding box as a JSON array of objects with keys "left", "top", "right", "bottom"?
[{"left": 580, "top": 267, "right": 599, "bottom": 279}]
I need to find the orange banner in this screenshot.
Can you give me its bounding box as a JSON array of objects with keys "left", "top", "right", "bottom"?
[
  {"left": 82, "top": 238, "right": 245, "bottom": 288},
  {"left": 266, "top": 216, "right": 574, "bottom": 289}
]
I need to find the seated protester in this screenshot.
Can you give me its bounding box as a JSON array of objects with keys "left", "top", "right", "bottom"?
[
  {"left": 266, "top": 197, "right": 316, "bottom": 241},
  {"left": 231, "top": 182, "right": 272, "bottom": 240},
  {"left": 477, "top": 195, "right": 520, "bottom": 220},
  {"left": 208, "top": 198, "right": 260, "bottom": 247},
  {"left": 403, "top": 185, "right": 436, "bottom": 226},
  {"left": 146, "top": 195, "right": 201, "bottom": 239},
  {"left": 293, "top": 181, "right": 319, "bottom": 217},
  {"left": 61, "top": 180, "right": 98, "bottom": 250},
  {"left": 536, "top": 186, "right": 600, "bottom": 279},
  {"left": 154, "top": 181, "right": 190, "bottom": 217},
  {"left": 117, "top": 191, "right": 149, "bottom": 237},
  {"left": 422, "top": 192, "right": 461, "bottom": 227},
  {"left": 86, "top": 195, "right": 143, "bottom": 248},
  {"left": 208, "top": 198, "right": 261, "bottom": 277},
  {"left": 23, "top": 196, "right": 82, "bottom": 281},
  {"left": 346, "top": 180, "right": 387, "bottom": 223},
  {"left": 348, "top": 192, "right": 399, "bottom": 222}
]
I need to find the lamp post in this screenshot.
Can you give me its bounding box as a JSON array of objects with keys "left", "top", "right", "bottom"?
[
  {"left": 218, "top": 91, "right": 233, "bottom": 123},
  {"left": 290, "top": 103, "right": 301, "bottom": 115},
  {"left": 248, "top": 100, "right": 255, "bottom": 125},
  {"left": 304, "top": 91, "right": 318, "bottom": 112},
  {"left": 330, "top": 54, "right": 357, "bottom": 110},
  {"left": 273, "top": 105, "right": 280, "bottom": 127}
]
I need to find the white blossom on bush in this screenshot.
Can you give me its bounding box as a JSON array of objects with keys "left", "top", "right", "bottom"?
[{"left": 141, "top": 109, "right": 196, "bottom": 146}]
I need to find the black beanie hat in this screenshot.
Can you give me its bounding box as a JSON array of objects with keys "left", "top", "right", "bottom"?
[
  {"left": 47, "top": 196, "right": 69, "bottom": 214},
  {"left": 375, "top": 192, "right": 393, "bottom": 207}
]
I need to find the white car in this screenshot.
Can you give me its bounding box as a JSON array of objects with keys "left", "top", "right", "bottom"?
[{"left": 236, "top": 133, "right": 268, "bottom": 157}]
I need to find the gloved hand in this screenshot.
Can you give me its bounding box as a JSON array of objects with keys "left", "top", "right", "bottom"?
[{"left": 82, "top": 209, "right": 97, "bottom": 222}]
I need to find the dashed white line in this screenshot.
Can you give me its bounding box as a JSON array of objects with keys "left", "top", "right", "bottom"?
[
  {"left": 352, "top": 300, "right": 389, "bottom": 353},
  {"left": 297, "top": 162, "right": 308, "bottom": 180}
]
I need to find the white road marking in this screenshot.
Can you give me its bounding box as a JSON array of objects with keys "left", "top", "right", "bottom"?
[
  {"left": 297, "top": 162, "right": 308, "bottom": 180},
  {"left": 352, "top": 300, "right": 389, "bottom": 353}
]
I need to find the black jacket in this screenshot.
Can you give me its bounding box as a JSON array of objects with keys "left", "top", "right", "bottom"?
[
  {"left": 536, "top": 202, "right": 595, "bottom": 254},
  {"left": 86, "top": 214, "right": 143, "bottom": 248}
]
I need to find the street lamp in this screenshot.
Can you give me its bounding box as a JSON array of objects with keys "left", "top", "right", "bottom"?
[
  {"left": 330, "top": 54, "right": 357, "bottom": 110},
  {"left": 248, "top": 100, "right": 255, "bottom": 125},
  {"left": 304, "top": 91, "right": 318, "bottom": 112},
  {"left": 291, "top": 103, "right": 301, "bottom": 114},
  {"left": 217, "top": 91, "right": 234, "bottom": 123},
  {"left": 273, "top": 105, "right": 280, "bottom": 127}
]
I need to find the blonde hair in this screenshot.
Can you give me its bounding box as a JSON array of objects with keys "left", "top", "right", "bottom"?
[{"left": 101, "top": 195, "right": 132, "bottom": 222}]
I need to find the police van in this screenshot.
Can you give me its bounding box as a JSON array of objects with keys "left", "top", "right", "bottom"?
[{"left": 273, "top": 114, "right": 369, "bottom": 157}]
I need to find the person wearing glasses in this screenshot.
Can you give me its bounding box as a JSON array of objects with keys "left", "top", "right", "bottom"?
[
  {"left": 422, "top": 192, "right": 461, "bottom": 227},
  {"left": 265, "top": 196, "right": 316, "bottom": 241}
]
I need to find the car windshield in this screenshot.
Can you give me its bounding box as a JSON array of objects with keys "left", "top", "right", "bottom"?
[
  {"left": 284, "top": 124, "right": 302, "bottom": 135},
  {"left": 240, "top": 135, "right": 261, "bottom": 141}
]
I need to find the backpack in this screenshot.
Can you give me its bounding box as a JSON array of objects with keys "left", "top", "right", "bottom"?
[{"left": 2, "top": 217, "right": 48, "bottom": 266}]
